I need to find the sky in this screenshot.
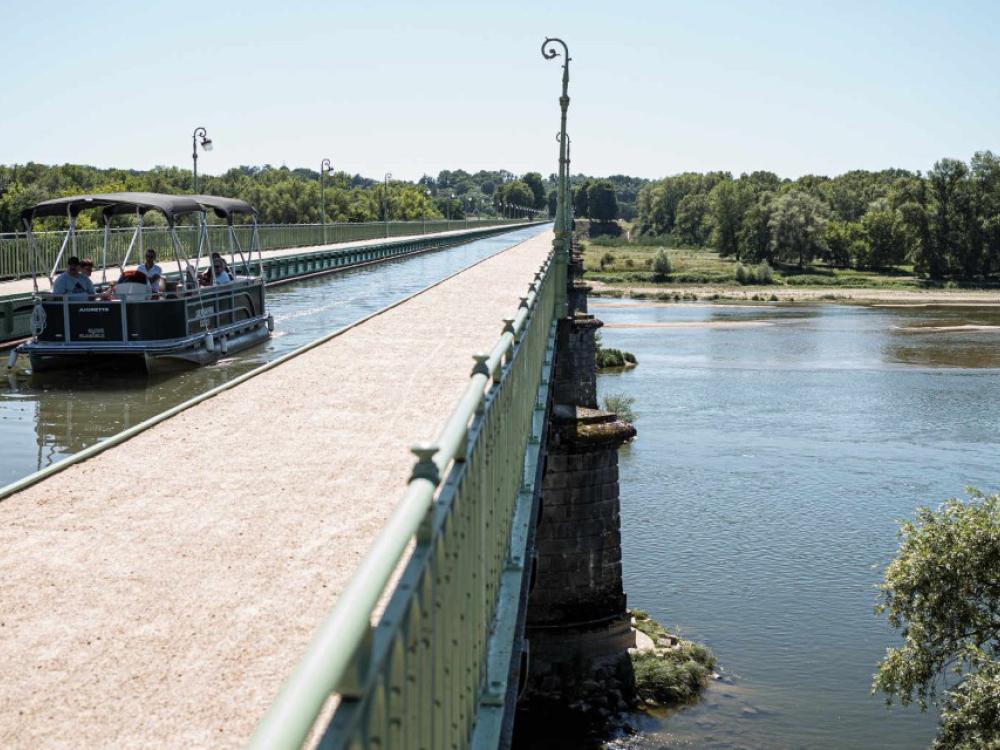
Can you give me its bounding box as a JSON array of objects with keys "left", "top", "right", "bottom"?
[{"left": 1, "top": 0, "right": 997, "bottom": 182}]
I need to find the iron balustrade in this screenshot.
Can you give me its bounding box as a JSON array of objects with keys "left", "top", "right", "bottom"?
[
  {"left": 0, "top": 219, "right": 526, "bottom": 281},
  {"left": 248, "top": 247, "right": 557, "bottom": 750}
]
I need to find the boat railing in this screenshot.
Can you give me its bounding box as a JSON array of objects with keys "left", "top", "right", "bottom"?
[{"left": 0, "top": 219, "right": 526, "bottom": 281}]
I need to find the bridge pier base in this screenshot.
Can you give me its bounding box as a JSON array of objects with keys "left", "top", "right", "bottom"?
[{"left": 515, "top": 228, "right": 637, "bottom": 740}]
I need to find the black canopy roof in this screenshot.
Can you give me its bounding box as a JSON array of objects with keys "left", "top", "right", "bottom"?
[
  {"left": 189, "top": 195, "right": 258, "bottom": 221},
  {"left": 22, "top": 192, "right": 206, "bottom": 224}
]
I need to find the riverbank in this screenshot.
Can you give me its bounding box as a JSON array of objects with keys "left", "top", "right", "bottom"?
[{"left": 588, "top": 279, "right": 1000, "bottom": 305}]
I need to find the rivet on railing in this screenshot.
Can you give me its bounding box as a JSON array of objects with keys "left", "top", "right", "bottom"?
[{"left": 409, "top": 443, "right": 441, "bottom": 485}]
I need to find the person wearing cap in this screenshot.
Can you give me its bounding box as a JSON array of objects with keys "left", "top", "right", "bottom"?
[
  {"left": 137, "top": 249, "right": 163, "bottom": 295},
  {"left": 52, "top": 256, "right": 95, "bottom": 299}
]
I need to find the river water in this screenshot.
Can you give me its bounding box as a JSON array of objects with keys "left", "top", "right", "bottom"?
[
  {"left": 0, "top": 225, "right": 547, "bottom": 488},
  {"left": 594, "top": 299, "right": 1000, "bottom": 750}
]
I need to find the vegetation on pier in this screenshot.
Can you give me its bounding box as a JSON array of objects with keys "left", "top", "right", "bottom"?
[
  {"left": 874, "top": 489, "right": 1000, "bottom": 750},
  {"left": 631, "top": 610, "right": 716, "bottom": 706}
]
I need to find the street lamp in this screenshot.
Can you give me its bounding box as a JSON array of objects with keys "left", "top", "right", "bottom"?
[
  {"left": 423, "top": 188, "right": 431, "bottom": 233},
  {"left": 320, "top": 158, "right": 333, "bottom": 244},
  {"left": 448, "top": 193, "right": 456, "bottom": 223},
  {"left": 383, "top": 172, "right": 392, "bottom": 237},
  {"left": 191, "top": 126, "right": 213, "bottom": 193},
  {"left": 541, "top": 36, "right": 571, "bottom": 314}
]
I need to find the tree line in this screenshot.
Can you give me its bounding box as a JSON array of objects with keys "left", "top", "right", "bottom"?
[
  {"left": 634, "top": 153, "right": 1000, "bottom": 280},
  {"left": 0, "top": 163, "right": 552, "bottom": 232}
]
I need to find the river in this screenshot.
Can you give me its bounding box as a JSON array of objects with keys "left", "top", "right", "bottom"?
[
  {"left": 0, "top": 224, "right": 547, "bottom": 488},
  {"left": 594, "top": 299, "right": 1000, "bottom": 750}
]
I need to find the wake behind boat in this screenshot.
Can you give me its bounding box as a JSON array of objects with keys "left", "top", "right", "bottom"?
[{"left": 7, "top": 192, "right": 273, "bottom": 374}]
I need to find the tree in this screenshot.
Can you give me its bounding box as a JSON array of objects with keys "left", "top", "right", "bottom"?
[
  {"left": 674, "top": 193, "right": 711, "bottom": 245},
  {"left": 861, "top": 208, "right": 907, "bottom": 269},
  {"left": 547, "top": 190, "right": 557, "bottom": 219},
  {"left": 587, "top": 180, "right": 619, "bottom": 224},
  {"left": 823, "top": 220, "right": 866, "bottom": 268},
  {"left": 709, "top": 179, "right": 753, "bottom": 257},
  {"left": 874, "top": 490, "right": 1000, "bottom": 750},
  {"left": 768, "top": 190, "right": 829, "bottom": 267},
  {"left": 522, "top": 172, "right": 546, "bottom": 209},
  {"left": 573, "top": 178, "right": 592, "bottom": 218},
  {"left": 737, "top": 193, "right": 775, "bottom": 263}
]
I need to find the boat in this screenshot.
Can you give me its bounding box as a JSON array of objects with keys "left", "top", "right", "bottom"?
[{"left": 7, "top": 192, "right": 272, "bottom": 374}]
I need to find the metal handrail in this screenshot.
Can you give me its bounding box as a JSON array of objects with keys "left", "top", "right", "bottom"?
[
  {"left": 0, "top": 219, "right": 529, "bottom": 281},
  {"left": 247, "top": 247, "right": 556, "bottom": 749}
]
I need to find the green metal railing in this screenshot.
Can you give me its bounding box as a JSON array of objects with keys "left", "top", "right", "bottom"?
[
  {"left": 248, "top": 246, "right": 557, "bottom": 750},
  {"left": 0, "top": 219, "right": 525, "bottom": 281}
]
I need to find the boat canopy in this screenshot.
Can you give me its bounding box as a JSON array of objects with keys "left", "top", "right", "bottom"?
[
  {"left": 22, "top": 192, "right": 206, "bottom": 225},
  {"left": 190, "top": 195, "right": 258, "bottom": 222}
]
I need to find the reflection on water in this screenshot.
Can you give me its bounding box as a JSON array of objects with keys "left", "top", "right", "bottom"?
[
  {"left": 0, "top": 226, "right": 546, "bottom": 486},
  {"left": 594, "top": 300, "right": 1000, "bottom": 750}
]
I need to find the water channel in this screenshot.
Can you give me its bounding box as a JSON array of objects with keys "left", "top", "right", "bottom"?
[
  {"left": 0, "top": 224, "right": 547, "bottom": 488},
  {"left": 595, "top": 299, "right": 1000, "bottom": 750}
]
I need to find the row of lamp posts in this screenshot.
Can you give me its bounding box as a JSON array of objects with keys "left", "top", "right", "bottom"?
[{"left": 542, "top": 36, "right": 572, "bottom": 315}]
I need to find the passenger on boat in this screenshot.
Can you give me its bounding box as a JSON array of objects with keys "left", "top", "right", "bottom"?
[
  {"left": 137, "top": 250, "right": 163, "bottom": 296},
  {"left": 80, "top": 258, "right": 94, "bottom": 279},
  {"left": 212, "top": 255, "right": 232, "bottom": 285},
  {"left": 200, "top": 253, "right": 232, "bottom": 285},
  {"left": 52, "top": 256, "right": 95, "bottom": 299}
]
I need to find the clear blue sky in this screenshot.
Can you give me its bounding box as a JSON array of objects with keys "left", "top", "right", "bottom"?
[{"left": 2, "top": 0, "right": 997, "bottom": 181}]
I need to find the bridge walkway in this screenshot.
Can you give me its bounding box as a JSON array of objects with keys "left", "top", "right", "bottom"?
[{"left": 0, "top": 229, "right": 553, "bottom": 749}]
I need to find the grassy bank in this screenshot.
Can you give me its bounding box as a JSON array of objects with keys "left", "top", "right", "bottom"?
[{"left": 582, "top": 239, "right": 1000, "bottom": 291}]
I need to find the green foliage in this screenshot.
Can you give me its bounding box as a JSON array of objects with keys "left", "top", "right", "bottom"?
[
  {"left": 602, "top": 392, "right": 637, "bottom": 423},
  {"left": 522, "top": 172, "right": 546, "bottom": 209},
  {"left": 768, "top": 189, "right": 829, "bottom": 267},
  {"left": 873, "top": 490, "right": 1000, "bottom": 750},
  {"left": 628, "top": 154, "right": 1000, "bottom": 281},
  {"left": 653, "top": 249, "right": 673, "bottom": 279},
  {"left": 599, "top": 251, "right": 616, "bottom": 270},
  {"left": 587, "top": 180, "right": 620, "bottom": 223},
  {"left": 573, "top": 178, "right": 592, "bottom": 218},
  {"left": 629, "top": 612, "right": 716, "bottom": 706}
]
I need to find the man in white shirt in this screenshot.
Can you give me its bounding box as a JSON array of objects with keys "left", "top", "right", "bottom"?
[
  {"left": 137, "top": 249, "right": 163, "bottom": 294},
  {"left": 52, "top": 256, "right": 95, "bottom": 299}
]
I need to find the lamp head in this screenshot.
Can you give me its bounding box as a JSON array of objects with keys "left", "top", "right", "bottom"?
[{"left": 201, "top": 136, "right": 213, "bottom": 152}]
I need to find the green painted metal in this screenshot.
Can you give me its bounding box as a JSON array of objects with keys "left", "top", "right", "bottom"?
[
  {"left": 542, "top": 37, "right": 571, "bottom": 317},
  {"left": 0, "top": 218, "right": 530, "bottom": 282},
  {"left": 247, "top": 245, "right": 557, "bottom": 750}
]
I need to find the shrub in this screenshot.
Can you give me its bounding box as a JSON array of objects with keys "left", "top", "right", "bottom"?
[
  {"left": 652, "top": 250, "right": 672, "bottom": 279},
  {"left": 735, "top": 264, "right": 752, "bottom": 284},
  {"left": 631, "top": 640, "right": 716, "bottom": 705},
  {"left": 599, "top": 251, "right": 616, "bottom": 270},
  {"left": 602, "top": 392, "right": 637, "bottom": 424},
  {"left": 755, "top": 261, "right": 774, "bottom": 284},
  {"left": 624, "top": 258, "right": 635, "bottom": 268}
]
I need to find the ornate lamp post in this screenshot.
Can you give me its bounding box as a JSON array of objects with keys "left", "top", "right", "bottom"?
[
  {"left": 383, "top": 172, "right": 392, "bottom": 237},
  {"left": 541, "top": 37, "right": 571, "bottom": 313},
  {"left": 191, "top": 126, "right": 213, "bottom": 193},
  {"left": 423, "top": 188, "right": 431, "bottom": 233},
  {"left": 320, "top": 158, "right": 333, "bottom": 244}
]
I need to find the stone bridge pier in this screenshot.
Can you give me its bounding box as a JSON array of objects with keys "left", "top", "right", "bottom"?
[{"left": 518, "top": 226, "right": 636, "bottom": 731}]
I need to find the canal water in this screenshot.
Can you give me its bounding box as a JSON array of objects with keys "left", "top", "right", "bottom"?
[
  {"left": 594, "top": 299, "right": 1000, "bottom": 750},
  {"left": 0, "top": 225, "right": 547, "bottom": 488}
]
